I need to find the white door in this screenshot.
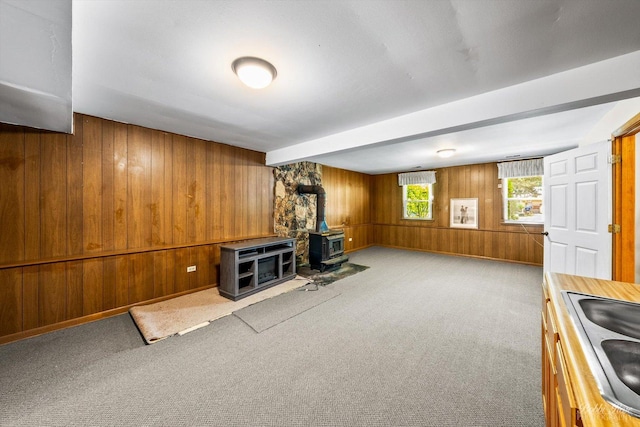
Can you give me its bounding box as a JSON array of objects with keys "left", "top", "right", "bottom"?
[{"left": 543, "top": 140, "right": 612, "bottom": 279}]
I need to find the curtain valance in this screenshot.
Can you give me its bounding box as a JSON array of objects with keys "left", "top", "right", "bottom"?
[
  {"left": 398, "top": 171, "right": 436, "bottom": 186},
  {"left": 497, "top": 158, "right": 543, "bottom": 179}
]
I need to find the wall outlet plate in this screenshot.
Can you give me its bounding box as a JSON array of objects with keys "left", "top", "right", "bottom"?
[{"left": 187, "top": 265, "right": 196, "bottom": 273}]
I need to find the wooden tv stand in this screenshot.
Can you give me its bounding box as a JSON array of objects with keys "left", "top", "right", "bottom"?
[{"left": 219, "top": 237, "right": 296, "bottom": 301}]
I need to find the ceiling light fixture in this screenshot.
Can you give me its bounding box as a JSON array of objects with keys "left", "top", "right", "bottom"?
[
  {"left": 231, "top": 57, "right": 277, "bottom": 89},
  {"left": 437, "top": 148, "right": 456, "bottom": 158}
]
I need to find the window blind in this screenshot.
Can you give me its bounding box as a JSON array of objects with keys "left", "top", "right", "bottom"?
[
  {"left": 398, "top": 171, "right": 436, "bottom": 186},
  {"left": 497, "top": 158, "right": 543, "bottom": 179}
]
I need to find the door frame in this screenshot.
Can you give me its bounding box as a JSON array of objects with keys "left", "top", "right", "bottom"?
[{"left": 612, "top": 113, "right": 640, "bottom": 282}]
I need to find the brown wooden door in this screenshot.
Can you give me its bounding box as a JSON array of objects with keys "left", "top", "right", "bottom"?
[{"left": 612, "top": 113, "right": 640, "bottom": 282}]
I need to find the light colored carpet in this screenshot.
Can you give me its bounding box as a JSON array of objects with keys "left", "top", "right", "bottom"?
[
  {"left": 130, "top": 276, "right": 310, "bottom": 343},
  {"left": 234, "top": 284, "right": 341, "bottom": 332},
  {"left": 1, "top": 247, "right": 544, "bottom": 426}
]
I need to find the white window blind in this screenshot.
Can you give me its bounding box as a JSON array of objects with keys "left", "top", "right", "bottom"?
[
  {"left": 398, "top": 171, "right": 436, "bottom": 186},
  {"left": 497, "top": 158, "right": 543, "bottom": 179}
]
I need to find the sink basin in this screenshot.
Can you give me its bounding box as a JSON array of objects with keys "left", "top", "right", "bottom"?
[
  {"left": 562, "top": 291, "right": 640, "bottom": 418},
  {"left": 579, "top": 298, "right": 640, "bottom": 340},
  {"left": 602, "top": 340, "right": 640, "bottom": 395}
]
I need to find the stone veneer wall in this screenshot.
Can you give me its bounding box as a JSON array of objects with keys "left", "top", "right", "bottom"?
[{"left": 273, "top": 162, "right": 322, "bottom": 265}]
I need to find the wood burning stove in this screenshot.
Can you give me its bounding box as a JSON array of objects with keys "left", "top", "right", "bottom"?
[
  {"left": 297, "top": 184, "right": 349, "bottom": 272},
  {"left": 309, "top": 230, "right": 348, "bottom": 272}
]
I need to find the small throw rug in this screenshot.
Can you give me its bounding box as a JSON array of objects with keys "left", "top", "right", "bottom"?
[
  {"left": 130, "top": 276, "right": 310, "bottom": 344},
  {"left": 234, "top": 283, "right": 340, "bottom": 333},
  {"left": 296, "top": 262, "right": 369, "bottom": 286}
]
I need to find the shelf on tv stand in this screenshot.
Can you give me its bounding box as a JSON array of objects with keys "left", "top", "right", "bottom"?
[{"left": 219, "top": 237, "right": 297, "bottom": 301}]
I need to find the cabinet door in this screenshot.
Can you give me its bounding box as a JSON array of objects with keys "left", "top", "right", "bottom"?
[{"left": 556, "top": 342, "right": 579, "bottom": 427}]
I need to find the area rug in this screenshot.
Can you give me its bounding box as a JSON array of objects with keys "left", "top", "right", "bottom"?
[
  {"left": 233, "top": 284, "right": 340, "bottom": 333},
  {"left": 296, "top": 262, "right": 370, "bottom": 286},
  {"left": 129, "top": 276, "right": 310, "bottom": 344}
]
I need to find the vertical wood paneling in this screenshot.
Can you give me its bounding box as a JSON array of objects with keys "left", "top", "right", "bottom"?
[
  {"left": 209, "top": 143, "right": 222, "bottom": 240},
  {"left": 39, "top": 263, "right": 67, "bottom": 326},
  {"left": 174, "top": 248, "right": 190, "bottom": 292},
  {"left": 163, "top": 133, "right": 174, "bottom": 245},
  {"left": 0, "top": 125, "right": 25, "bottom": 263},
  {"left": 67, "top": 260, "right": 83, "bottom": 319},
  {"left": 172, "top": 135, "right": 188, "bottom": 244},
  {"left": 129, "top": 253, "right": 154, "bottom": 304},
  {"left": 248, "top": 152, "right": 259, "bottom": 236},
  {"left": 68, "top": 131, "right": 84, "bottom": 255},
  {"left": 150, "top": 130, "right": 166, "bottom": 246},
  {"left": 103, "top": 257, "right": 117, "bottom": 310},
  {"left": 127, "top": 126, "right": 152, "bottom": 249},
  {"left": 165, "top": 250, "right": 176, "bottom": 295},
  {"left": 221, "top": 144, "right": 234, "bottom": 239},
  {"left": 0, "top": 115, "right": 277, "bottom": 342},
  {"left": 40, "top": 133, "right": 67, "bottom": 258},
  {"left": 323, "top": 166, "right": 373, "bottom": 251},
  {"left": 192, "top": 139, "right": 207, "bottom": 242},
  {"left": 370, "top": 162, "right": 543, "bottom": 265},
  {"left": 82, "top": 259, "right": 102, "bottom": 315},
  {"left": 102, "top": 120, "right": 115, "bottom": 252},
  {"left": 22, "top": 266, "right": 39, "bottom": 330},
  {"left": 0, "top": 268, "right": 22, "bottom": 335},
  {"left": 266, "top": 164, "right": 274, "bottom": 234},
  {"left": 25, "top": 131, "right": 41, "bottom": 260},
  {"left": 83, "top": 116, "right": 103, "bottom": 252},
  {"left": 115, "top": 256, "right": 129, "bottom": 307},
  {"left": 113, "top": 122, "right": 129, "bottom": 251},
  {"left": 234, "top": 148, "right": 245, "bottom": 237},
  {"left": 153, "top": 251, "right": 168, "bottom": 298}
]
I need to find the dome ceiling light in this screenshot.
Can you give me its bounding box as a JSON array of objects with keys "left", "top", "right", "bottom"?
[
  {"left": 437, "top": 148, "right": 456, "bottom": 158},
  {"left": 231, "top": 57, "right": 277, "bottom": 89}
]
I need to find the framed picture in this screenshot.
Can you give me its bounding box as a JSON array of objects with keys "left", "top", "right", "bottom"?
[{"left": 450, "top": 198, "right": 478, "bottom": 229}]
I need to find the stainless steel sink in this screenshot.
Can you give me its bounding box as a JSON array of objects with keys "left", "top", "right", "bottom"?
[
  {"left": 579, "top": 298, "right": 640, "bottom": 341},
  {"left": 601, "top": 340, "right": 640, "bottom": 395},
  {"left": 562, "top": 291, "right": 640, "bottom": 418}
]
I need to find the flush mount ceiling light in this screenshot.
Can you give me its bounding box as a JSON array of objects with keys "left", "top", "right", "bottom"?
[
  {"left": 231, "top": 57, "right": 277, "bottom": 89},
  {"left": 437, "top": 148, "right": 456, "bottom": 158}
]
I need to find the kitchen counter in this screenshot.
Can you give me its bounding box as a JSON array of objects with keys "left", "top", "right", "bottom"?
[{"left": 544, "top": 272, "right": 640, "bottom": 426}]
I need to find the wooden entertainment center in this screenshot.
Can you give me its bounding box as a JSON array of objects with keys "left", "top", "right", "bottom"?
[{"left": 219, "top": 237, "right": 296, "bottom": 301}]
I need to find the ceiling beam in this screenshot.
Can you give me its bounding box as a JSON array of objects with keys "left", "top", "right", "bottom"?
[{"left": 266, "top": 50, "right": 640, "bottom": 167}]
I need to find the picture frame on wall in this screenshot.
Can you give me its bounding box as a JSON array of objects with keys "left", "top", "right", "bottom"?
[{"left": 450, "top": 198, "right": 478, "bottom": 229}]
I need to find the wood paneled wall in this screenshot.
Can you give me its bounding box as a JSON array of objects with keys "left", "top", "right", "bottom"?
[
  {"left": 0, "top": 113, "right": 544, "bottom": 343},
  {"left": 0, "top": 114, "right": 274, "bottom": 342},
  {"left": 371, "top": 163, "right": 544, "bottom": 264},
  {"left": 322, "top": 166, "right": 373, "bottom": 252}
]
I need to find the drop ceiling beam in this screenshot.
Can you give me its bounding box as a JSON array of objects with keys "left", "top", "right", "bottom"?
[{"left": 266, "top": 50, "right": 640, "bottom": 167}]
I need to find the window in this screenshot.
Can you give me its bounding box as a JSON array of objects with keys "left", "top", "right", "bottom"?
[
  {"left": 503, "top": 176, "right": 543, "bottom": 223},
  {"left": 403, "top": 184, "right": 433, "bottom": 220}
]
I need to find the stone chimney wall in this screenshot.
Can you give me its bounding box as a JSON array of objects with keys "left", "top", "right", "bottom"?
[{"left": 273, "top": 162, "right": 322, "bottom": 265}]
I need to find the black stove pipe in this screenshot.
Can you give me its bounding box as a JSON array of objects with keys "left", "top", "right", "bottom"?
[{"left": 297, "top": 184, "right": 329, "bottom": 233}]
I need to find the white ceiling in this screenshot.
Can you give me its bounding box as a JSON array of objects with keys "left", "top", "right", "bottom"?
[{"left": 38, "top": 1, "right": 640, "bottom": 173}]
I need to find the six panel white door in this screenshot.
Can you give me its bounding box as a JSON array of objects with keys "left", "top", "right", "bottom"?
[{"left": 543, "top": 140, "right": 612, "bottom": 279}]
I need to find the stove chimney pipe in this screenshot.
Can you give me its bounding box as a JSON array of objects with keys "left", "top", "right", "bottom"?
[{"left": 297, "top": 184, "right": 329, "bottom": 233}]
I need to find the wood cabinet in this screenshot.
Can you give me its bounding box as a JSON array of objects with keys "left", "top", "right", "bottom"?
[
  {"left": 542, "top": 280, "right": 580, "bottom": 427},
  {"left": 542, "top": 273, "right": 640, "bottom": 427},
  {"left": 219, "top": 237, "right": 296, "bottom": 301}
]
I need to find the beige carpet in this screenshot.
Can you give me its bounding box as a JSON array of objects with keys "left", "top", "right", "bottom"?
[{"left": 129, "top": 276, "right": 310, "bottom": 344}]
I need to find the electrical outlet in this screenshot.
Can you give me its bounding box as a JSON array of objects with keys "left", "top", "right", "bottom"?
[{"left": 187, "top": 265, "right": 196, "bottom": 273}]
